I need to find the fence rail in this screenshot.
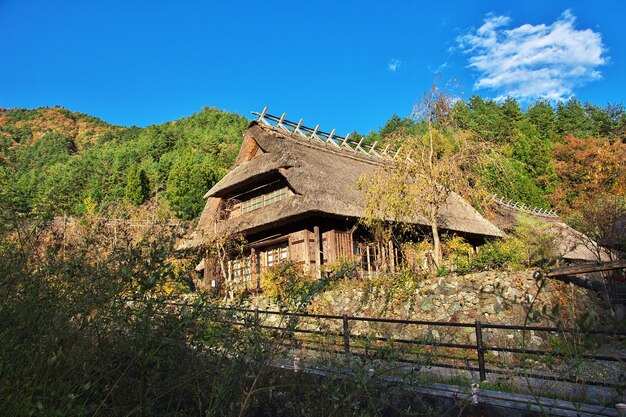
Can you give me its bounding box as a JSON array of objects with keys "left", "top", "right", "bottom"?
[{"left": 167, "top": 302, "right": 626, "bottom": 389}]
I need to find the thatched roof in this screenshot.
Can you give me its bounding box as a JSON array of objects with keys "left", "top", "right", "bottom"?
[
  {"left": 179, "top": 121, "right": 503, "bottom": 250},
  {"left": 486, "top": 199, "right": 610, "bottom": 262}
]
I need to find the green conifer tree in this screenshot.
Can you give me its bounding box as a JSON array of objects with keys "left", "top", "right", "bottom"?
[{"left": 125, "top": 165, "right": 150, "bottom": 205}]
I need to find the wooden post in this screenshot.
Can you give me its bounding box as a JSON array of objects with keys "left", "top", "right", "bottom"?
[
  {"left": 251, "top": 248, "right": 259, "bottom": 290},
  {"left": 327, "top": 128, "right": 336, "bottom": 144},
  {"left": 287, "top": 235, "right": 293, "bottom": 262},
  {"left": 475, "top": 321, "right": 486, "bottom": 382},
  {"left": 341, "top": 133, "right": 351, "bottom": 147},
  {"left": 228, "top": 260, "right": 232, "bottom": 287},
  {"left": 327, "top": 230, "right": 336, "bottom": 264},
  {"left": 355, "top": 137, "right": 366, "bottom": 154},
  {"left": 314, "top": 226, "right": 322, "bottom": 279},
  {"left": 369, "top": 141, "right": 379, "bottom": 154},
  {"left": 342, "top": 314, "right": 350, "bottom": 353},
  {"left": 388, "top": 240, "right": 395, "bottom": 272},
  {"left": 304, "top": 230, "right": 311, "bottom": 272},
  {"left": 310, "top": 124, "right": 320, "bottom": 141},
  {"left": 366, "top": 246, "right": 371, "bottom": 278}
]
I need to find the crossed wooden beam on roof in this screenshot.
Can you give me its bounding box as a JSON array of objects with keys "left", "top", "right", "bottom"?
[
  {"left": 252, "top": 107, "right": 414, "bottom": 163},
  {"left": 492, "top": 195, "right": 559, "bottom": 218}
]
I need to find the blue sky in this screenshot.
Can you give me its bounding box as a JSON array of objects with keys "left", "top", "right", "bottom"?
[{"left": 1, "top": 0, "right": 625, "bottom": 135}]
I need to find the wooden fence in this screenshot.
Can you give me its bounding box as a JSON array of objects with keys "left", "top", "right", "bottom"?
[{"left": 203, "top": 305, "right": 626, "bottom": 389}]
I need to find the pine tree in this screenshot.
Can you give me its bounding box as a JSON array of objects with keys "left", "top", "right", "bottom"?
[
  {"left": 125, "top": 165, "right": 150, "bottom": 205},
  {"left": 555, "top": 98, "right": 595, "bottom": 138},
  {"left": 165, "top": 151, "right": 222, "bottom": 220}
]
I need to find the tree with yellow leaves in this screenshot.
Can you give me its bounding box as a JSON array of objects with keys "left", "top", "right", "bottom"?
[{"left": 360, "top": 83, "right": 469, "bottom": 268}]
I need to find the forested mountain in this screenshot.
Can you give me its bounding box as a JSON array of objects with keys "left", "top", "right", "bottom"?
[
  {"left": 0, "top": 98, "right": 624, "bottom": 224},
  {"left": 0, "top": 106, "right": 249, "bottom": 220}
]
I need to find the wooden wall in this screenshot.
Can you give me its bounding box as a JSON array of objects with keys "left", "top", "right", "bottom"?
[
  {"left": 321, "top": 230, "right": 354, "bottom": 264},
  {"left": 199, "top": 220, "right": 359, "bottom": 291},
  {"left": 288, "top": 229, "right": 317, "bottom": 271}
]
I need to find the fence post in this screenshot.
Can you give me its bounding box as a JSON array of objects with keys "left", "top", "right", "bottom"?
[
  {"left": 254, "top": 307, "right": 259, "bottom": 326},
  {"left": 342, "top": 314, "right": 350, "bottom": 353},
  {"left": 475, "top": 320, "right": 486, "bottom": 382}
]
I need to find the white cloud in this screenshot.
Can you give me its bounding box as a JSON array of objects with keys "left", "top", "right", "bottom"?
[
  {"left": 388, "top": 58, "right": 402, "bottom": 73},
  {"left": 457, "top": 10, "right": 607, "bottom": 101}
]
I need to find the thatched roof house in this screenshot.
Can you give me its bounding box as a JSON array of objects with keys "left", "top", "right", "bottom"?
[
  {"left": 486, "top": 197, "right": 609, "bottom": 262},
  {"left": 181, "top": 112, "right": 504, "bottom": 290}
]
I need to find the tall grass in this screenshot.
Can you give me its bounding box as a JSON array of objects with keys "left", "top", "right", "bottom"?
[{"left": 0, "top": 215, "right": 455, "bottom": 416}]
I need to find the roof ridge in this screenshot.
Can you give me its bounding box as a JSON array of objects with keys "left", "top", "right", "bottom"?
[
  {"left": 491, "top": 195, "right": 559, "bottom": 218},
  {"left": 252, "top": 107, "right": 413, "bottom": 165},
  {"left": 258, "top": 122, "right": 388, "bottom": 168}
]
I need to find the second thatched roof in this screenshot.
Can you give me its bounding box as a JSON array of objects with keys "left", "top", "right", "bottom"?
[{"left": 486, "top": 198, "right": 610, "bottom": 262}]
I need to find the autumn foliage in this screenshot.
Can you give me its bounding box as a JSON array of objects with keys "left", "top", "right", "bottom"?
[{"left": 551, "top": 135, "right": 625, "bottom": 213}]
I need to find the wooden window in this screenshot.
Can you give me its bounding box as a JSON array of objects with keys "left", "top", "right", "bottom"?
[
  {"left": 242, "top": 195, "right": 263, "bottom": 213},
  {"left": 240, "top": 186, "right": 287, "bottom": 214},
  {"left": 232, "top": 255, "right": 252, "bottom": 283},
  {"left": 265, "top": 242, "right": 289, "bottom": 268},
  {"left": 264, "top": 187, "right": 287, "bottom": 205},
  {"left": 355, "top": 243, "right": 379, "bottom": 278}
]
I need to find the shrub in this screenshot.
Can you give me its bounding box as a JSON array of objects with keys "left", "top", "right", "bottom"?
[
  {"left": 455, "top": 237, "right": 524, "bottom": 273},
  {"left": 321, "top": 257, "right": 360, "bottom": 281},
  {"left": 0, "top": 214, "right": 295, "bottom": 417},
  {"left": 442, "top": 235, "right": 474, "bottom": 272},
  {"left": 452, "top": 215, "right": 560, "bottom": 274},
  {"left": 260, "top": 261, "right": 317, "bottom": 309},
  {"left": 261, "top": 260, "right": 355, "bottom": 310},
  {"left": 399, "top": 240, "right": 433, "bottom": 273},
  {"left": 512, "top": 214, "right": 559, "bottom": 267}
]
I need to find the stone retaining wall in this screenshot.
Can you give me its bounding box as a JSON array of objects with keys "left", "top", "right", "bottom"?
[{"left": 251, "top": 270, "right": 614, "bottom": 349}]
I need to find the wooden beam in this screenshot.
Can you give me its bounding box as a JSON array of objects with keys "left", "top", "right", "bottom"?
[
  {"left": 251, "top": 248, "right": 259, "bottom": 290},
  {"left": 369, "top": 141, "right": 380, "bottom": 157},
  {"left": 327, "top": 230, "right": 336, "bottom": 264},
  {"left": 366, "top": 246, "right": 371, "bottom": 279},
  {"left": 327, "top": 128, "right": 335, "bottom": 143},
  {"left": 544, "top": 260, "right": 626, "bottom": 278},
  {"left": 388, "top": 240, "right": 395, "bottom": 272},
  {"left": 393, "top": 145, "right": 403, "bottom": 159},
  {"left": 310, "top": 124, "right": 320, "bottom": 141},
  {"left": 341, "top": 133, "right": 351, "bottom": 147},
  {"left": 277, "top": 112, "right": 288, "bottom": 131},
  {"left": 304, "top": 230, "right": 311, "bottom": 272},
  {"left": 259, "top": 106, "right": 268, "bottom": 123},
  {"left": 203, "top": 255, "right": 210, "bottom": 287},
  {"left": 294, "top": 118, "right": 303, "bottom": 135},
  {"left": 314, "top": 226, "right": 322, "bottom": 279},
  {"left": 355, "top": 137, "right": 369, "bottom": 155}
]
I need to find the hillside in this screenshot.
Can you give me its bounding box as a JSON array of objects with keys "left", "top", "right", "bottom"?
[
  {"left": 0, "top": 107, "right": 125, "bottom": 149},
  {"left": 0, "top": 106, "right": 249, "bottom": 220},
  {"left": 0, "top": 98, "right": 624, "bottom": 225}
]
